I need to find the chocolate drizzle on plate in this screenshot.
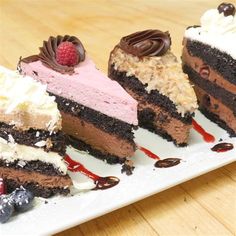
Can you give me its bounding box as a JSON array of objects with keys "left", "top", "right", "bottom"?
[
  {"left": 211, "top": 142, "right": 234, "bottom": 152},
  {"left": 93, "top": 176, "right": 120, "bottom": 190},
  {"left": 119, "top": 29, "right": 171, "bottom": 58},
  {"left": 64, "top": 154, "right": 120, "bottom": 190},
  {"left": 138, "top": 145, "right": 181, "bottom": 168},
  {"left": 21, "top": 35, "right": 85, "bottom": 74},
  {"left": 155, "top": 158, "right": 181, "bottom": 168}
]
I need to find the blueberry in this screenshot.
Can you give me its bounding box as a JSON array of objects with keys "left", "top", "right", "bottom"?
[
  {"left": 0, "top": 195, "right": 14, "bottom": 223},
  {"left": 11, "top": 187, "right": 34, "bottom": 212}
]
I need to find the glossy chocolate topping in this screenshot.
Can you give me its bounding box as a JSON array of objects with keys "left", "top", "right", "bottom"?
[
  {"left": 217, "top": 2, "right": 235, "bottom": 16},
  {"left": 22, "top": 35, "right": 85, "bottom": 74},
  {"left": 119, "top": 29, "right": 171, "bottom": 57}
]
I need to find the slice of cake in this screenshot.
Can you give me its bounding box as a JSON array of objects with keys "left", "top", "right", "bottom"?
[
  {"left": 182, "top": 3, "right": 236, "bottom": 136},
  {"left": 108, "top": 30, "right": 198, "bottom": 146},
  {"left": 0, "top": 66, "right": 72, "bottom": 198},
  {"left": 19, "top": 35, "right": 138, "bottom": 164}
]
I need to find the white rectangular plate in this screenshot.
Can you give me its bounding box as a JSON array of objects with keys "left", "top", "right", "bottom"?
[{"left": 1, "top": 111, "right": 236, "bottom": 235}]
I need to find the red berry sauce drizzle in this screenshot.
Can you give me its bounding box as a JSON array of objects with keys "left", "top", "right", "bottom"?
[
  {"left": 192, "top": 119, "right": 215, "bottom": 142},
  {"left": 0, "top": 178, "right": 5, "bottom": 195},
  {"left": 138, "top": 146, "right": 160, "bottom": 160},
  {"left": 211, "top": 142, "right": 234, "bottom": 153},
  {"left": 64, "top": 154, "right": 120, "bottom": 190},
  {"left": 138, "top": 145, "right": 181, "bottom": 168}
]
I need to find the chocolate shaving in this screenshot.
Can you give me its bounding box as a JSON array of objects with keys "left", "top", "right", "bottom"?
[{"left": 121, "top": 160, "right": 135, "bottom": 176}]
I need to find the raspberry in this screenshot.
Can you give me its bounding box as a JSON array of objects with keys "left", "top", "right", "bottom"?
[{"left": 56, "top": 42, "right": 79, "bottom": 66}]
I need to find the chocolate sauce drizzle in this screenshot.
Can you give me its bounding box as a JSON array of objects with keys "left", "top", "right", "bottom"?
[
  {"left": 93, "top": 176, "right": 120, "bottom": 190},
  {"left": 155, "top": 158, "right": 181, "bottom": 168},
  {"left": 64, "top": 154, "right": 120, "bottom": 190},
  {"left": 21, "top": 35, "right": 85, "bottom": 74},
  {"left": 119, "top": 29, "right": 171, "bottom": 58},
  {"left": 211, "top": 142, "right": 234, "bottom": 152},
  {"left": 138, "top": 146, "right": 181, "bottom": 168}
]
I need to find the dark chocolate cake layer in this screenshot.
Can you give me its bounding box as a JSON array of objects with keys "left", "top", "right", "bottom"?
[
  {"left": 138, "top": 108, "right": 187, "bottom": 146},
  {"left": 199, "top": 107, "right": 236, "bottom": 137},
  {"left": 5, "top": 179, "right": 70, "bottom": 198},
  {"left": 50, "top": 93, "right": 136, "bottom": 142},
  {"left": 108, "top": 65, "right": 192, "bottom": 124},
  {"left": 0, "top": 122, "right": 66, "bottom": 156},
  {"left": 1, "top": 167, "right": 72, "bottom": 198},
  {"left": 186, "top": 40, "right": 236, "bottom": 85},
  {"left": 183, "top": 64, "right": 236, "bottom": 115},
  {"left": 0, "top": 159, "right": 65, "bottom": 176},
  {"left": 67, "top": 135, "right": 126, "bottom": 164}
]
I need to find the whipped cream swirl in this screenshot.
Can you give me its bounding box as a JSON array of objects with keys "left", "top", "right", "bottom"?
[{"left": 185, "top": 5, "right": 236, "bottom": 59}]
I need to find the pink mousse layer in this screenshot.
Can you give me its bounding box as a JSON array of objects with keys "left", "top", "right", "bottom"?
[{"left": 20, "top": 57, "right": 138, "bottom": 125}]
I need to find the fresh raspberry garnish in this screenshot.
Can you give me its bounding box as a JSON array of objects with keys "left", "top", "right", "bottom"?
[
  {"left": 0, "top": 178, "right": 5, "bottom": 195},
  {"left": 56, "top": 42, "right": 79, "bottom": 66}
]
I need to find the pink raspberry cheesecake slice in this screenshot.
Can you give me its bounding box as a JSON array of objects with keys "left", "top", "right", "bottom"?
[{"left": 19, "top": 35, "right": 138, "bottom": 164}]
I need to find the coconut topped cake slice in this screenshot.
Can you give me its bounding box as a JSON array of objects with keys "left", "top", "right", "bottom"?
[
  {"left": 108, "top": 29, "right": 198, "bottom": 146},
  {"left": 19, "top": 35, "right": 138, "bottom": 164},
  {"left": 0, "top": 66, "right": 72, "bottom": 198}
]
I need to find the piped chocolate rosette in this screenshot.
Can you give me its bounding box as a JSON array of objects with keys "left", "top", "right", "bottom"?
[
  {"left": 119, "top": 29, "right": 171, "bottom": 58},
  {"left": 21, "top": 35, "right": 85, "bottom": 74}
]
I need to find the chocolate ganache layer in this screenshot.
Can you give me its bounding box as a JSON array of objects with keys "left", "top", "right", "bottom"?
[
  {"left": 2, "top": 168, "right": 71, "bottom": 198},
  {"left": 119, "top": 29, "right": 171, "bottom": 58},
  {"left": 185, "top": 40, "right": 236, "bottom": 85},
  {"left": 4, "top": 178, "right": 70, "bottom": 198},
  {"left": 62, "top": 112, "right": 135, "bottom": 159},
  {"left": 21, "top": 35, "right": 85, "bottom": 74},
  {"left": 51, "top": 93, "right": 136, "bottom": 142},
  {"left": 0, "top": 122, "right": 66, "bottom": 155},
  {"left": 67, "top": 135, "right": 126, "bottom": 164}
]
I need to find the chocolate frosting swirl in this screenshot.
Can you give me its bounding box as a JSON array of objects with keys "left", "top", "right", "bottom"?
[
  {"left": 119, "top": 29, "right": 171, "bottom": 57},
  {"left": 22, "top": 35, "right": 85, "bottom": 74}
]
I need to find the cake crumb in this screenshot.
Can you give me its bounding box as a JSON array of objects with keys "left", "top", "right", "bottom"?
[{"left": 121, "top": 160, "right": 135, "bottom": 176}]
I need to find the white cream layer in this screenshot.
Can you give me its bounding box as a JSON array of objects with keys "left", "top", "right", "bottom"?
[
  {"left": 0, "top": 137, "right": 67, "bottom": 175},
  {"left": 185, "top": 9, "right": 236, "bottom": 59},
  {"left": 0, "top": 66, "right": 61, "bottom": 131}
]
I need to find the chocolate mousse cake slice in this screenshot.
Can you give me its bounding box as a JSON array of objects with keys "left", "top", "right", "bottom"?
[
  {"left": 182, "top": 3, "right": 236, "bottom": 136},
  {"left": 108, "top": 30, "right": 198, "bottom": 146},
  {"left": 19, "top": 35, "right": 138, "bottom": 164},
  {"left": 0, "top": 66, "right": 72, "bottom": 198}
]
